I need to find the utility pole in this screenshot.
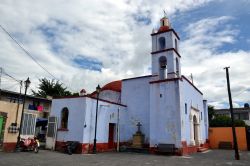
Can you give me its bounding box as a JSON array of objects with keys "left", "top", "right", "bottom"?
[
  {"left": 224, "top": 67, "right": 240, "bottom": 160},
  {"left": 15, "top": 81, "right": 23, "bottom": 124}
]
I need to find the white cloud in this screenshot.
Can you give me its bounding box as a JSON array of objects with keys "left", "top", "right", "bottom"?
[
  {"left": 181, "top": 16, "right": 250, "bottom": 108},
  {"left": 1, "top": 0, "right": 249, "bottom": 109},
  {"left": 0, "top": 0, "right": 214, "bottom": 93}
]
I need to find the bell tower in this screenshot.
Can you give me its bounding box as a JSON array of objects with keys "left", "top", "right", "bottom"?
[{"left": 151, "top": 16, "right": 181, "bottom": 80}]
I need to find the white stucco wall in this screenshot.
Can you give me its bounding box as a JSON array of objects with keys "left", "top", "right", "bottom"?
[
  {"left": 179, "top": 78, "right": 208, "bottom": 145},
  {"left": 121, "top": 76, "right": 151, "bottom": 143},
  {"left": 149, "top": 80, "right": 182, "bottom": 148},
  {"left": 50, "top": 97, "right": 126, "bottom": 144},
  {"left": 50, "top": 97, "right": 86, "bottom": 143},
  {"left": 82, "top": 97, "right": 126, "bottom": 144},
  {"left": 99, "top": 90, "right": 120, "bottom": 103},
  {"left": 151, "top": 31, "right": 178, "bottom": 52}
]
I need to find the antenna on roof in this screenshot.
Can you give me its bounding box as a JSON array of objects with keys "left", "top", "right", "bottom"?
[{"left": 190, "top": 73, "right": 194, "bottom": 84}]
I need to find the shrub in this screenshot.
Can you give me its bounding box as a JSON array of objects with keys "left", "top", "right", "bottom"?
[{"left": 209, "top": 115, "right": 246, "bottom": 127}]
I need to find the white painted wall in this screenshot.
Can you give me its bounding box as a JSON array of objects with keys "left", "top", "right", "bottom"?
[
  {"left": 121, "top": 76, "right": 151, "bottom": 143},
  {"left": 99, "top": 90, "right": 120, "bottom": 103},
  {"left": 82, "top": 97, "right": 126, "bottom": 144},
  {"left": 149, "top": 80, "right": 182, "bottom": 148},
  {"left": 50, "top": 97, "right": 86, "bottom": 143},
  {"left": 151, "top": 31, "right": 178, "bottom": 52},
  {"left": 179, "top": 78, "right": 208, "bottom": 145},
  {"left": 50, "top": 97, "right": 126, "bottom": 145}
]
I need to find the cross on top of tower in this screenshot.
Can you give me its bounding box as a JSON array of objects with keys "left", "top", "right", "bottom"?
[
  {"left": 163, "top": 10, "right": 168, "bottom": 18},
  {"left": 157, "top": 11, "right": 171, "bottom": 33}
]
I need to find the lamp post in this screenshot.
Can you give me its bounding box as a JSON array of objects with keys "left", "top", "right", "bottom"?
[
  {"left": 93, "top": 84, "right": 101, "bottom": 154},
  {"left": 16, "top": 77, "right": 31, "bottom": 150}
]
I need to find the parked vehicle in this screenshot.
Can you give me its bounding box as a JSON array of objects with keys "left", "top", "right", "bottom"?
[
  {"left": 65, "top": 141, "right": 79, "bottom": 155},
  {"left": 19, "top": 137, "right": 40, "bottom": 153}
]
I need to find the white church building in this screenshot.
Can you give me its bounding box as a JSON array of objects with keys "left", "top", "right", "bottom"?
[{"left": 48, "top": 16, "right": 209, "bottom": 155}]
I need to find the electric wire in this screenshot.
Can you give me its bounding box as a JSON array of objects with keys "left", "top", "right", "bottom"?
[{"left": 0, "top": 25, "right": 75, "bottom": 92}]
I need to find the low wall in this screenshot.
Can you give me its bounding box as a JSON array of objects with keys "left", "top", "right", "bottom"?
[{"left": 209, "top": 127, "right": 247, "bottom": 151}]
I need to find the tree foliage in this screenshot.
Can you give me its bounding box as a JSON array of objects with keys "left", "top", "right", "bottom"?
[
  {"left": 209, "top": 115, "right": 246, "bottom": 127},
  {"left": 32, "top": 78, "right": 73, "bottom": 98},
  {"left": 208, "top": 105, "right": 215, "bottom": 123}
]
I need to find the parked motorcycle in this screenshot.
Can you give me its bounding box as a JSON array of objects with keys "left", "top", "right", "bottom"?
[
  {"left": 18, "top": 137, "right": 40, "bottom": 153},
  {"left": 65, "top": 141, "right": 79, "bottom": 155}
]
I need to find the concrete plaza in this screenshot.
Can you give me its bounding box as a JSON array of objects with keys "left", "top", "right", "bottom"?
[{"left": 0, "top": 150, "right": 249, "bottom": 166}]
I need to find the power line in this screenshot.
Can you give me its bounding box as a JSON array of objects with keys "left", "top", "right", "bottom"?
[
  {"left": 0, "top": 25, "right": 75, "bottom": 92},
  {"left": 1, "top": 68, "right": 21, "bottom": 83},
  {"left": 233, "top": 87, "right": 250, "bottom": 98},
  {"left": 2, "top": 82, "right": 20, "bottom": 91}
]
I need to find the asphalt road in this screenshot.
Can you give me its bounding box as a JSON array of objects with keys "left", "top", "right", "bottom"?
[{"left": 0, "top": 149, "right": 249, "bottom": 166}]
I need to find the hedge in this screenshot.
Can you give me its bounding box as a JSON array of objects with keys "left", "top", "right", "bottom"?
[{"left": 209, "top": 115, "right": 246, "bottom": 127}]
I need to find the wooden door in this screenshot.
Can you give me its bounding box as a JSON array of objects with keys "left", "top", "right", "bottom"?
[{"left": 108, "top": 123, "right": 115, "bottom": 149}]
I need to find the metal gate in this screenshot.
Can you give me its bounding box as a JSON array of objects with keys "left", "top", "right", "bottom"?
[{"left": 45, "top": 116, "right": 58, "bottom": 150}]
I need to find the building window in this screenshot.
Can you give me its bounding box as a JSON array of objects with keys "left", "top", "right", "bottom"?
[
  {"left": 234, "top": 113, "right": 249, "bottom": 120},
  {"left": 201, "top": 112, "right": 203, "bottom": 120},
  {"left": 61, "top": 107, "right": 69, "bottom": 129},
  {"left": 159, "top": 56, "right": 167, "bottom": 80},
  {"left": 185, "top": 103, "right": 187, "bottom": 114},
  {"left": 176, "top": 58, "right": 179, "bottom": 76},
  {"left": 21, "top": 113, "right": 36, "bottom": 135},
  {"left": 159, "top": 37, "right": 166, "bottom": 50}
]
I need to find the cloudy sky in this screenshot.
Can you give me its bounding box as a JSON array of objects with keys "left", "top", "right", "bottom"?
[{"left": 0, "top": 0, "right": 249, "bottom": 108}]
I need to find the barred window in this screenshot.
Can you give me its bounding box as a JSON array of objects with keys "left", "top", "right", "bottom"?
[{"left": 21, "top": 113, "right": 36, "bottom": 135}]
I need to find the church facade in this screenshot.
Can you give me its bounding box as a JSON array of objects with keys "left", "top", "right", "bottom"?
[{"left": 49, "top": 16, "right": 209, "bottom": 155}]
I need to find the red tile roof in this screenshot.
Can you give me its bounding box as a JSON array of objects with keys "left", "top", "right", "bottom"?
[
  {"left": 101, "top": 80, "right": 121, "bottom": 92},
  {"left": 158, "top": 26, "right": 170, "bottom": 33},
  {"left": 90, "top": 80, "right": 121, "bottom": 97}
]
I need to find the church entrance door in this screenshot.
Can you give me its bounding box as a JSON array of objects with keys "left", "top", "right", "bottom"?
[
  {"left": 108, "top": 123, "right": 115, "bottom": 149},
  {"left": 193, "top": 115, "right": 199, "bottom": 146}
]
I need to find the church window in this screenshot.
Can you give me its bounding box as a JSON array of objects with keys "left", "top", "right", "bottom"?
[
  {"left": 158, "top": 37, "right": 166, "bottom": 50},
  {"left": 61, "top": 107, "right": 69, "bottom": 129},
  {"left": 159, "top": 56, "right": 167, "bottom": 80},
  {"left": 175, "top": 39, "right": 178, "bottom": 51},
  {"left": 176, "top": 58, "right": 179, "bottom": 76},
  {"left": 185, "top": 103, "right": 187, "bottom": 114}
]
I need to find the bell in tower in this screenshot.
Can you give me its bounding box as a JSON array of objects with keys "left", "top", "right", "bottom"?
[{"left": 151, "top": 15, "right": 181, "bottom": 80}]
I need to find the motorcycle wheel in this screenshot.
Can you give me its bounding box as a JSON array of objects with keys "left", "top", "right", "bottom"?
[
  {"left": 34, "top": 146, "right": 39, "bottom": 153},
  {"left": 67, "top": 146, "right": 72, "bottom": 155}
]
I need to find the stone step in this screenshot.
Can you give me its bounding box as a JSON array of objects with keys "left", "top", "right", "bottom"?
[{"left": 197, "top": 147, "right": 209, "bottom": 152}]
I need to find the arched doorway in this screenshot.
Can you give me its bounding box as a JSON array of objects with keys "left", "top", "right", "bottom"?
[{"left": 193, "top": 115, "right": 199, "bottom": 145}]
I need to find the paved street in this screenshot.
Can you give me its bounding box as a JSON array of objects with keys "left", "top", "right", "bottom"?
[{"left": 0, "top": 150, "right": 250, "bottom": 166}]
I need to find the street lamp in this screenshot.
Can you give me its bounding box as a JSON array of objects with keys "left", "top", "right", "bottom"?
[
  {"left": 16, "top": 77, "right": 31, "bottom": 150},
  {"left": 93, "top": 84, "right": 101, "bottom": 154}
]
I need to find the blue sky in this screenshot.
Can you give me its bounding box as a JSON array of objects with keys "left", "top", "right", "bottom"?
[
  {"left": 0, "top": 0, "right": 249, "bottom": 108},
  {"left": 172, "top": 0, "right": 250, "bottom": 52}
]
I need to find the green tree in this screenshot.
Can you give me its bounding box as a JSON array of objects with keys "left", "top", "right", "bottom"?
[
  {"left": 32, "top": 78, "right": 73, "bottom": 98},
  {"left": 210, "top": 115, "right": 246, "bottom": 127},
  {"left": 208, "top": 105, "right": 216, "bottom": 123}
]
